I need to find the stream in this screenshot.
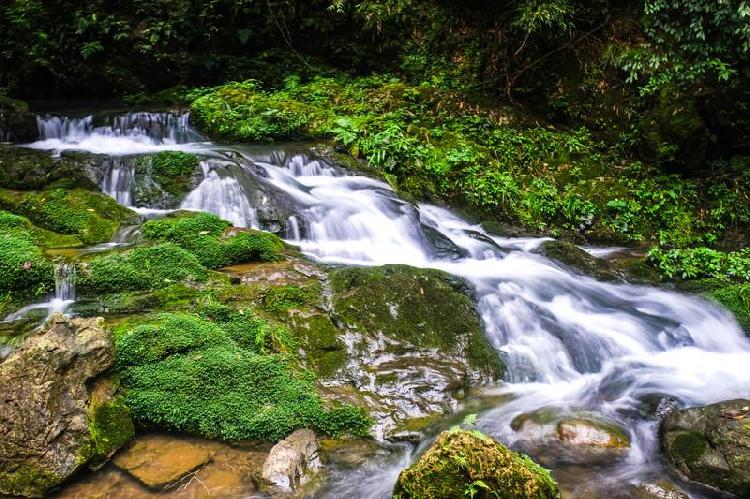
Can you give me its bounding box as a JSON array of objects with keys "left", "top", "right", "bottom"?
[{"left": 13, "top": 111, "right": 750, "bottom": 498}]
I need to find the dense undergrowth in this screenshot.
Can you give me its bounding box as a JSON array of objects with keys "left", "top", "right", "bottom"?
[{"left": 190, "top": 76, "right": 750, "bottom": 252}]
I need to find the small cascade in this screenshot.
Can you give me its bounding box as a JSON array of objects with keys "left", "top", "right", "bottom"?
[
  {"left": 286, "top": 154, "right": 336, "bottom": 176},
  {"left": 27, "top": 111, "right": 207, "bottom": 155},
  {"left": 101, "top": 158, "right": 135, "bottom": 206},
  {"left": 4, "top": 263, "right": 76, "bottom": 321},
  {"left": 180, "top": 160, "right": 259, "bottom": 228},
  {"left": 285, "top": 215, "right": 302, "bottom": 240},
  {"left": 54, "top": 263, "right": 75, "bottom": 302}
]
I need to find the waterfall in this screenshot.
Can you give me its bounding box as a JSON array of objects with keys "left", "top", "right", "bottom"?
[
  {"left": 101, "top": 158, "right": 135, "bottom": 206},
  {"left": 27, "top": 111, "right": 207, "bottom": 155},
  {"left": 4, "top": 263, "right": 76, "bottom": 321},
  {"left": 15, "top": 113, "right": 750, "bottom": 498},
  {"left": 54, "top": 263, "right": 75, "bottom": 302}
]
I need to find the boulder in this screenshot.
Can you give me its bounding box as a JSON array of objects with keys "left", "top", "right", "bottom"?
[
  {"left": 660, "top": 399, "right": 750, "bottom": 497},
  {"left": 0, "top": 314, "right": 133, "bottom": 497},
  {"left": 393, "top": 429, "right": 559, "bottom": 498},
  {"left": 260, "top": 429, "right": 321, "bottom": 494},
  {"left": 327, "top": 265, "right": 503, "bottom": 438},
  {"left": 536, "top": 240, "right": 624, "bottom": 282},
  {"left": 112, "top": 434, "right": 212, "bottom": 489}
]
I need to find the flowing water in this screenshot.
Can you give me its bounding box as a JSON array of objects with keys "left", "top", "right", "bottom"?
[
  {"left": 5, "top": 262, "right": 76, "bottom": 321},
  {"left": 18, "top": 112, "right": 750, "bottom": 498}
]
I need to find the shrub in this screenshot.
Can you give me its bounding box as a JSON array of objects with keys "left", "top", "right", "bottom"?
[
  {"left": 77, "top": 243, "right": 208, "bottom": 294},
  {"left": 115, "top": 313, "right": 371, "bottom": 441}
]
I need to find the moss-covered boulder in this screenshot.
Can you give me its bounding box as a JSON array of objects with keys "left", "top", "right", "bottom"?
[
  {"left": 328, "top": 265, "right": 502, "bottom": 437},
  {"left": 0, "top": 145, "right": 101, "bottom": 190},
  {"left": 127, "top": 151, "right": 202, "bottom": 208},
  {"left": 141, "top": 211, "right": 285, "bottom": 268},
  {"left": 660, "top": 399, "right": 750, "bottom": 497},
  {"left": 114, "top": 312, "right": 371, "bottom": 441},
  {"left": 0, "top": 188, "right": 137, "bottom": 244},
  {"left": 0, "top": 97, "right": 36, "bottom": 143},
  {"left": 393, "top": 429, "right": 559, "bottom": 498},
  {"left": 0, "top": 314, "right": 133, "bottom": 497},
  {"left": 0, "top": 211, "right": 54, "bottom": 297}
]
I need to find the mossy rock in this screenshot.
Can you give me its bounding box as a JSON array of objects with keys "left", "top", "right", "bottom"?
[
  {"left": 0, "top": 188, "right": 137, "bottom": 244},
  {"left": 329, "top": 264, "right": 502, "bottom": 377},
  {"left": 537, "top": 240, "right": 623, "bottom": 282},
  {"left": 660, "top": 399, "right": 750, "bottom": 496},
  {"left": 130, "top": 151, "right": 202, "bottom": 208},
  {"left": 393, "top": 429, "right": 559, "bottom": 498},
  {"left": 0, "top": 96, "right": 36, "bottom": 143},
  {"left": 0, "top": 145, "right": 101, "bottom": 190},
  {"left": 288, "top": 313, "right": 347, "bottom": 379}
]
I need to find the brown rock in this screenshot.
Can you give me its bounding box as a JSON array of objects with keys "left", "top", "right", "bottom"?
[
  {"left": 260, "top": 429, "right": 321, "bottom": 494},
  {"left": 0, "top": 314, "right": 127, "bottom": 497},
  {"left": 113, "top": 434, "right": 211, "bottom": 489}
]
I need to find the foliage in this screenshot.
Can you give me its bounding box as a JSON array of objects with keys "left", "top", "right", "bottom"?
[
  {"left": 647, "top": 247, "right": 750, "bottom": 281},
  {"left": 620, "top": 1, "right": 750, "bottom": 95},
  {"left": 141, "top": 211, "right": 285, "bottom": 268},
  {"left": 76, "top": 243, "right": 208, "bottom": 294},
  {"left": 115, "top": 313, "right": 371, "bottom": 440}
]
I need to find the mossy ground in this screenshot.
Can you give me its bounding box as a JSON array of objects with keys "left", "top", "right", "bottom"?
[
  {"left": 114, "top": 312, "right": 371, "bottom": 441},
  {"left": 393, "top": 429, "right": 559, "bottom": 499},
  {"left": 0, "top": 464, "right": 62, "bottom": 498}
]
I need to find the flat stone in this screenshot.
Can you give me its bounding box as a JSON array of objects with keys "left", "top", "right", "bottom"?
[{"left": 113, "top": 434, "right": 211, "bottom": 489}]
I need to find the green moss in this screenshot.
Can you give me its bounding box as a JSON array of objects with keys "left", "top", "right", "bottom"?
[
  {"left": 115, "top": 313, "right": 371, "bottom": 441},
  {"left": 0, "top": 464, "right": 62, "bottom": 497},
  {"left": 88, "top": 398, "right": 135, "bottom": 463},
  {"left": 0, "top": 188, "right": 137, "bottom": 244},
  {"left": 139, "top": 150, "right": 201, "bottom": 198},
  {"left": 141, "top": 211, "right": 285, "bottom": 268},
  {"left": 671, "top": 431, "right": 708, "bottom": 464},
  {"left": 393, "top": 429, "right": 559, "bottom": 499},
  {"left": 76, "top": 243, "right": 209, "bottom": 294},
  {"left": 0, "top": 232, "right": 54, "bottom": 297},
  {"left": 0, "top": 145, "right": 99, "bottom": 191},
  {"left": 330, "top": 265, "right": 502, "bottom": 378},
  {"left": 709, "top": 283, "right": 750, "bottom": 332},
  {"left": 290, "top": 314, "right": 347, "bottom": 378},
  {"left": 261, "top": 284, "right": 319, "bottom": 314}
]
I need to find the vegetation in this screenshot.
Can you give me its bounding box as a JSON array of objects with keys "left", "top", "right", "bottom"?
[
  {"left": 393, "top": 428, "right": 559, "bottom": 498},
  {"left": 141, "top": 211, "right": 285, "bottom": 268},
  {"left": 76, "top": 244, "right": 209, "bottom": 294},
  {"left": 114, "top": 312, "right": 371, "bottom": 441}
]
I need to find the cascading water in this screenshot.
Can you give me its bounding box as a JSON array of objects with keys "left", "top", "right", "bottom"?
[
  {"left": 19, "top": 112, "right": 750, "bottom": 497},
  {"left": 101, "top": 158, "right": 135, "bottom": 206},
  {"left": 28, "top": 111, "right": 207, "bottom": 155},
  {"left": 4, "top": 263, "right": 76, "bottom": 321}
]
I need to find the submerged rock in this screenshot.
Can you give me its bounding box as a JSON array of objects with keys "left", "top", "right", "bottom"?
[
  {"left": 510, "top": 410, "right": 629, "bottom": 466},
  {"left": 393, "top": 429, "right": 559, "bottom": 498},
  {"left": 260, "top": 429, "right": 321, "bottom": 495},
  {"left": 0, "top": 314, "right": 133, "bottom": 497},
  {"left": 660, "top": 399, "right": 750, "bottom": 497},
  {"left": 112, "top": 434, "right": 212, "bottom": 489}
]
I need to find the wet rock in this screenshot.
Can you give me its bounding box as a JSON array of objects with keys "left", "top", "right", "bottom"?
[
  {"left": 112, "top": 434, "right": 212, "bottom": 489},
  {"left": 0, "top": 314, "right": 132, "bottom": 497},
  {"left": 633, "top": 482, "right": 689, "bottom": 499},
  {"left": 327, "top": 265, "right": 503, "bottom": 439},
  {"left": 660, "top": 399, "right": 750, "bottom": 497},
  {"left": 537, "top": 240, "right": 624, "bottom": 282},
  {"left": 0, "top": 144, "right": 101, "bottom": 190},
  {"left": 393, "top": 429, "right": 559, "bottom": 498},
  {"left": 260, "top": 429, "right": 321, "bottom": 495},
  {"left": 422, "top": 224, "right": 467, "bottom": 260},
  {"left": 319, "top": 438, "right": 383, "bottom": 468},
  {"left": 511, "top": 410, "right": 629, "bottom": 466}
]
